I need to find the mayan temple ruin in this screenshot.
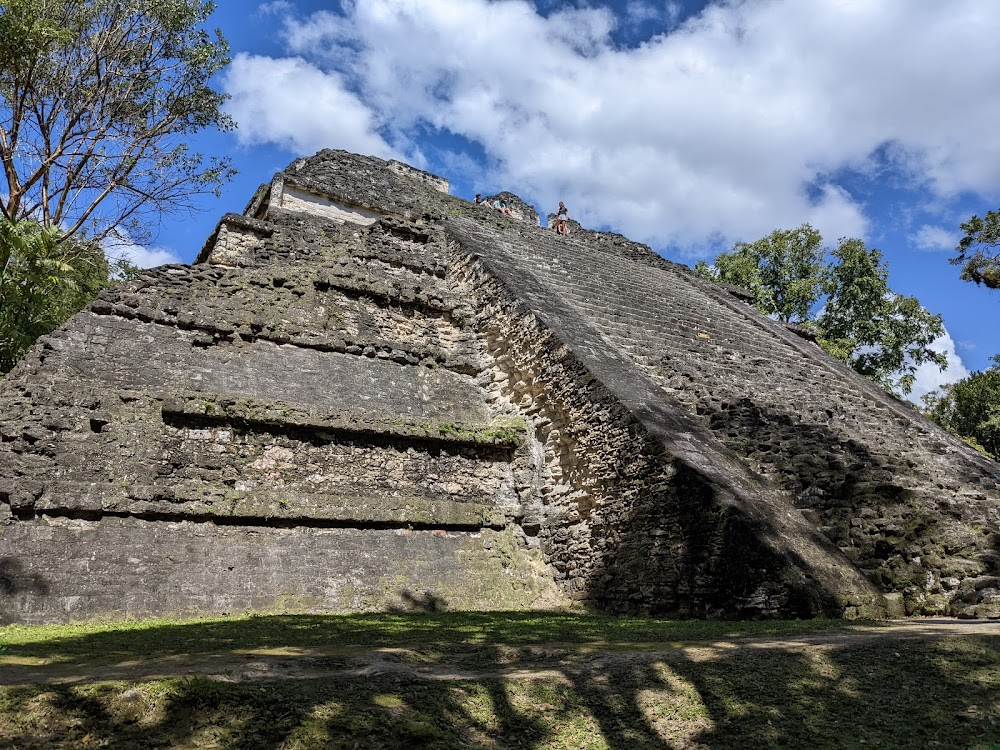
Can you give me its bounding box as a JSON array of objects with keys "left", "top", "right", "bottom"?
[{"left": 1, "top": 149, "right": 998, "bottom": 625}]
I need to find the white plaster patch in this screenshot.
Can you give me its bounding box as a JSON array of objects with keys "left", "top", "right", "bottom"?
[{"left": 280, "top": 184, "right": 384, "bottom": 225}]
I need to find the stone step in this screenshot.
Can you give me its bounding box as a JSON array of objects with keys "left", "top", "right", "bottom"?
[
  {"left": 159, "top": 391, "right": 527, "bottom": 450},
  {"left": 0, "top": 517, "right": 565, "bottom": 624},
  {"left": 41, "top": 313, "right": 492, "bottom": 424},
  {"left": 87, "top": 296, "right": 480, "bottom": 374},
  {"left": 15, "top": 479, "right": 507, "bottom": 530}
]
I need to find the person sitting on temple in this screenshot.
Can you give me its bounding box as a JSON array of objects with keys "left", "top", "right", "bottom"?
[{"left": 556, "top": 201, "right": 569, "bottom": 235}]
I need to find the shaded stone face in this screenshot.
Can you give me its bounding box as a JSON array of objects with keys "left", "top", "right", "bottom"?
[{"left": 1, "top": 148, "right": 997, "bottom": 624}]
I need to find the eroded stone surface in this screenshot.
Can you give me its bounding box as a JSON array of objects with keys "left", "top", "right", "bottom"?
[{"left": 1, "top": 149, "right": 997, "bottom": 623}]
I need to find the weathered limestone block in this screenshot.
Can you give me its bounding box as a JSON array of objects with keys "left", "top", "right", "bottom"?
[
  {"left": 280, "top": 183, "right": 384, "bottom": 225},
  {"left": 40, "top": 313, "right": 488, "bottom": 423},
  {"left": 207, "top": 219, "right": 269, "bottom": 267},
  {"left": 388, "top": 159, "right": 450, "bottom": 193},
  {"left": 0, "top": 518, "right": 562, "bottom": 625}
]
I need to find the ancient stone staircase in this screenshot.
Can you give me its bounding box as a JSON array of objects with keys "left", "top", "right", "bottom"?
[{"left": 446, "top": 216, "right": 1000, "bottom": 617}]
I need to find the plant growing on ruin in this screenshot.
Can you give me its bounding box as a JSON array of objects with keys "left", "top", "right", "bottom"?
[{"left": 0, "top": 0, "right": 235, "bottom": 246}]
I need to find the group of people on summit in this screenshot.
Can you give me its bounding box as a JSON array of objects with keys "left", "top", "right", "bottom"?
[
  {"left": 475, "top": 193, "right": 512, "bottom": 217},
  {"left": 474, "top": 193, "right": 571, "bottom": 235}
]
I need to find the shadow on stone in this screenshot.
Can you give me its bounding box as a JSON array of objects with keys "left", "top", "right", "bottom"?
[
  {"left": 0, "top": 557, "right": 49, "bottom": 597},
  {"left": 390, "top": 589, "right": 448, "bottom": 613}
]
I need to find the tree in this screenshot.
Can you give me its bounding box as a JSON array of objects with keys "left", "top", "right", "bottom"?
[
  {"left": 923, "top": 358, "right": 1000, "bottom": 460},
  {"left": 694, "top": 225, "right": 824, "bottom": 324},
  {"left": 695, "top": 227, "right": 946, "bottom": 396},
  {"left": 0, "top": 219, "right": 113, "bottom": 372},
  {"left": 818, "top": 238, "right": 945, "bottom": 394},
  {"left": 0, "top": 0, "right": 235, "bottom": 246},
  {"left": 953, "top": 209, "right": 1000, "bottom": 289}
]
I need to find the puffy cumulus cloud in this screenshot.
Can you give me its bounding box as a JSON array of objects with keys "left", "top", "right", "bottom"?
[
  {"left": 118, "top": 245, "right": 183, "bottom": 269},
  {"left": 221, "top": 54, "right": 399, "bottom": 159},
  {"left": 912, "top": 224, "right": 959, "bottom": 252},
  {"left": 103, "top": 233, "right": 182, "bottom": 269},
  {"left": 907, "top": 328, "right": 970, "bottom": 405},
  {"left": 222, "top": 0, "right": 1000, "bottom": 252}
]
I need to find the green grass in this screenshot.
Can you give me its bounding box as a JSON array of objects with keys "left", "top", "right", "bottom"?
[
  {"left": 1, "top": 613, "right": 998, "bottom": 749},
  {"left": 0, "top": 611, "right": 868, "bottom": 662}
]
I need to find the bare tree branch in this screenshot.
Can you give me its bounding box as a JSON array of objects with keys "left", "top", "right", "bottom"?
[{"left": 0, "top": 0, "right": 235, "bottom": 245}]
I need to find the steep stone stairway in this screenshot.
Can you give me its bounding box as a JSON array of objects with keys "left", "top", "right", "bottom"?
[{"left": 447, "top": 216, "right": 1000, "bottom": 616}]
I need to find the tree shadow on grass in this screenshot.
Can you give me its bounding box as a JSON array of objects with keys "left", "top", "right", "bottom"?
[
  {"left": 1, "top": 615, "right": 998, "bottom": 749},
  {"left": 667, "top": 633, "right": 1000, "bottom": 750}
]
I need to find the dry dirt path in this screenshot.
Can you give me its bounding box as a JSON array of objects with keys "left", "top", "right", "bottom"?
[{"left": 2, "top": 618, "right": 996, "bottom": 688}]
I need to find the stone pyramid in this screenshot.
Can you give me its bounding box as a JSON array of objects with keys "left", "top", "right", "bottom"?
[{"left": 1, "top": 150, "right": 998, "bottom": 624}]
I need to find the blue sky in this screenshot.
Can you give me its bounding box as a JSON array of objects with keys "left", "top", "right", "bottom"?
[{"left": 136, "top": 0, "right": 1000, "bottom": 400}]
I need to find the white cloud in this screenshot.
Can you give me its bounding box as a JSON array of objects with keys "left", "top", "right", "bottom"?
[
  {"left": 664, "top": 2, "right": 683, "bottom": 28},
  {"left": 258, "top": 1, "right": 292, "bottom": 16},
  {"left": 907, "top": 328, "right": 970, "bottom": 405},
  {"left": 101, "top": 228, "right": 182, "bottom": 269},
  {"left": 221, "top": 0, "right": 1000, "bottom": 252},
  {"left": 104, "top": 236, "right": 182, "bottom": 270},
  {"left": 912, "top": 224, "right": 958, "bottom": 252},
  {"left": 624, "top": 1, "right": 662, "bottom": 27},
  {"left": 221, "top": 53, "right": 399, "bottom": 159}
]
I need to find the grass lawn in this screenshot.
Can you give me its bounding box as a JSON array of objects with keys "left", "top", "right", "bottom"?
[{"left": 0, "top": 612, "right": 998, "bottom": 749}]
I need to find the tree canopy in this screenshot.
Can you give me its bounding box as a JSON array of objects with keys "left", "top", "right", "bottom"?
[
  {"left": 953, "top": 209, "right": 1000, "bottom": 290},
  {"left": 693, "top": 225, "right": 824, "bottom": 324},
  {"left": 0, "top": 0, "right": 235, "bottom": 245},
  {"left": 923, "top": 358, "right": 1000, "bottom": 460},
  {"left": 695, "top": 226, "right": 946, "bottom": 395},
  {"left": 0, "top": 219, "right": 123, "bottom": 372}
]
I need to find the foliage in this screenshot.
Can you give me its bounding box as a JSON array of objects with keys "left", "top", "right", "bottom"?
[
  {"left": 0, "top": 219, "right": 114, "bottom": 373},
  {"left": 817, "top": 238, "right": 946, "bottom": 395},
  {"left": 953, "top": 209, "right": 1000, "bottom": 289},
  {"left": 693, "top": 224, "right": 824, "bottom": 324},
  {"left": 695, "top": 227, "right": 946, "bottom": 395},
  {"left": 923, "top": 357, "right": 1000, "bottom": 460},
  {"left": 0, "top": 0, "right": 235, "bottom": 245}
]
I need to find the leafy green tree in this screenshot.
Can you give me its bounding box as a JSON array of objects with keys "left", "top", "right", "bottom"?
[
  {"left": 923, "top": 358, "right": 1000, "bottom": 459},
  {"left": 0, "top": 0, "right": 235, "bottom": 245},
  {"left": 0, "top": 0, "right": 234, "bottom": 371},
  {"left": 953, "top": 209, "right": 1000, "bottom": 289},
  {"left": 818, "top": 238, "right": 945, "bottom": 394},
  {"left": 0, "top": 219, "right": 112, "bottom": 373},
  {"left": 694, "top": 225, "right": 824, "bottom": 323},
  {"left": 696, "top": 227, "right": 946, "bottom": 395}
]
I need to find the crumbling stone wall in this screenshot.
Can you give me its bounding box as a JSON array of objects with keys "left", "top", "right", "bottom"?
[
  {"left": 0, "top": 173, "right": 565, "bottom": 624},
  {"left": 450, "top": 223, "right": 885, "bottom": 619},
  {"left": 1, "top": 148, "right": 997, "bottom": 624}
]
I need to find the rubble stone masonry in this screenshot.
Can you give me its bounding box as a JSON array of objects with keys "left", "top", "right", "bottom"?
[{"left": 1, "top": 149, "right": 997, "bottom": 623}]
